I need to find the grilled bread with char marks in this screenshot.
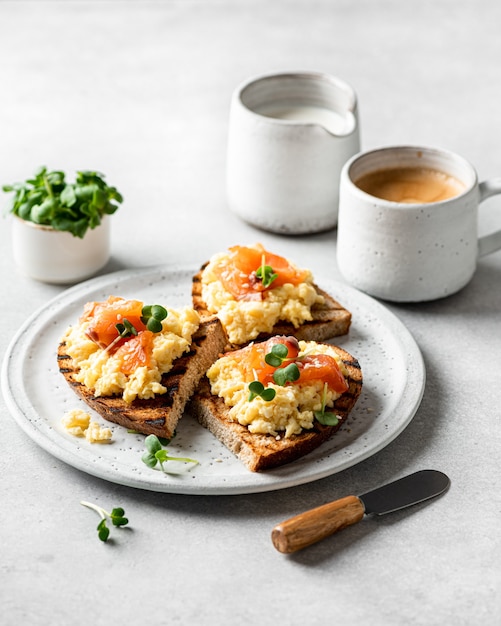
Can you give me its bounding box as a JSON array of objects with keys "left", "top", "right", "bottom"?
[
  {"left": 192, "top": 265, "right": 352, "bottom": 349},
  {"left": 188, "top": 344, "right": 362, "bottom": 472},
  {"left": 57, "top": 316, "right": 227, "bottom": 439}
]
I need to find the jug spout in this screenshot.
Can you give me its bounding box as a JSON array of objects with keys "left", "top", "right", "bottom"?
[{"left": 252, "top": 101, "right": 357, "bottom": 137}]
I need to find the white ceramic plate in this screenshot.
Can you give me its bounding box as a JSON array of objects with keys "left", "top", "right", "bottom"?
[{"left": 2, "top": 266, "right": 425, "bottom": 495}]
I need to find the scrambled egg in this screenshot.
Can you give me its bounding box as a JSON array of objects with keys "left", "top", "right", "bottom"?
[
  {"left": 206, "top": 341, "right": 348, "bottom": 438},
  {"left": 61, "top": 409, "right": 112, "bottom": 443},
  {"left": 201, "top": 250, "right": 324, "bottom": 345},
  {"left": 63, "top": 307, "right": 200, "bottom": 404}
]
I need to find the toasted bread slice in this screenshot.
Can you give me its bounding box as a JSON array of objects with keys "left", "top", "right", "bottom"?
[
  {"left": 188, "top": 344, "right": 362, "bottom": 472},
  {"left": 57, "top": 316, "right": 227, "bottom": 439},
  {"left": 192, "top": 266, "right": 352, "bottom": 348}
]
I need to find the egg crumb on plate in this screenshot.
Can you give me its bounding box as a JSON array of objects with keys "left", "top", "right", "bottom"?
[{"left": 61, "top": 409, "right": 112, "bottom": 443}]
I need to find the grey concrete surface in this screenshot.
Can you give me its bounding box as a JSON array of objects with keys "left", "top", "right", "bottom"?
[{"left": 1, "top": 1, "right": 500, "bottom": 624}]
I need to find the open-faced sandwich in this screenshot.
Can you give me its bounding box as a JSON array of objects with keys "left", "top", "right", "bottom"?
[
  {"left": 57, "top": 296, "right": 227, "bottom": 438},
  {"left": 192, "top": 244, "right": 352, "bottom": 348},
  {"left": 189, "top": 335, "right": 362, "bottom": 471}
]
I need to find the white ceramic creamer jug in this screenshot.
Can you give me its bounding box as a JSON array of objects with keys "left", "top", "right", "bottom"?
[{"left": 226, "top": 71, "right": 360, "bottom": 234}]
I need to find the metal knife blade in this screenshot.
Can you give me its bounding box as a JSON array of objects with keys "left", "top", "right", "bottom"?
[
  {"left": 271, "top": 469, "right": 450, "bottom": 554},
  {"left": 360, "top": 469, "right": 450, "bottom": 516}
]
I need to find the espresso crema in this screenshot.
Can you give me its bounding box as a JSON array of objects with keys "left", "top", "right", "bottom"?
[{"left": 355, "top": 166, "right": 466, "bottom": 203}]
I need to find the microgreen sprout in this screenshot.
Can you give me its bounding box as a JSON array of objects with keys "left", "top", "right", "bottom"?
[
  {"left": 255, "top": 254, "right": 278, "bottom": 288},
  {"left": 264, "top": 344, "right": 300, "bottom": 386},
  {"left": 115, "top": 318, "right": 138, "bottom": 339},
  {"left": 248, "top": 380, "right": 276, "bottom": 402},
  {"left": 273, "top": 363, "right": 300, "bottom": 386},
  {"left": 141, "top": 434, "right": 198, "bottom": 472},
  {"left": 314, "top": 382, "right": 340, "bottom": 426},
  {"left": 80, "top": 501, "right": 129, "bottom": 542},
  {"left": 247, "top": 342, "right": 302, "bottom": 403},
  {"left": 103, "top": 304, "right": 168, "bottom": 353},
  {"left": 104, "top": 318, "right": 138, "bottom": 353},
  {"left": 264, "top": 343, "right": 289, "bottom": 367},
  {"left": 141, "top": 304, "right": 168, "bottom": 333}
]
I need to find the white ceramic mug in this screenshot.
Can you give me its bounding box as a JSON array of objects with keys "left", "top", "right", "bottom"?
[
  {"left": 226, "top": 71, "right": 360, "bottom": 234},
  {"left": 336, "top": 145, "right": 501, "bottom": 302},
  {"left": 12, "top": 216, "right": 110, "bottom": 284}
]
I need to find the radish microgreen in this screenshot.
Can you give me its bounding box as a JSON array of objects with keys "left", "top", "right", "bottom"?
[
  {"left": 314, "top": 382, "right": 340, "bottom": 426},
  {"left": 80, "top": 501, "right": 129, "bottom": 542},
  {"left": 247, "top": 342, "right": 300, "bottom": 402},
  {"left": 273, "top": 362, "right": 300, "bottom": 386},
  {"left": 141, "top": 434, "right": 198, "bottom": 472},
  {"left": 255, "top": 254, "right": 278, "bottom": 288},
  {"left": 264, "top": 344, "right": 300, "bottom": 386},
  {"left": 141, "top": 304, "right": 168, "bottom": 333},
  {"left": 115, "top": 318, "right": 138, "bottom": 339},
  {"left": 104, "top": 304, "right": 168, "bottom": 353},
  {"left": 104, "top": 318, "right": 138, "bottom": 353},
  {"left": 248, "top": 380, "right": 276, "bottom": 402},
  {"left": 264, "top": 343, "right": 289, "bottom": 367}
]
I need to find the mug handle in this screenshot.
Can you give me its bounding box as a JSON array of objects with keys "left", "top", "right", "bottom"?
[{"left": 478, "top": 179, "right": 501, "bottom": 257}]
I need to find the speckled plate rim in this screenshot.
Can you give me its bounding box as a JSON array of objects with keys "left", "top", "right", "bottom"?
[{"left": 1, "top": 265, "right": 425, "bottom": 495}]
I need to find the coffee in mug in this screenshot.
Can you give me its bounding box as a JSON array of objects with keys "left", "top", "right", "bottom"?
[
  {"left": 336, "top": 145, "right": 501, "bottom": 302},
  {"left": 354, "top": 166, "right": 466, "bottom": 204}
]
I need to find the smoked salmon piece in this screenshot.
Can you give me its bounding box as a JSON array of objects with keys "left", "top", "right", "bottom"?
[
  {"left": 233, "top": 335, "right": 349, "bottom": 393},
  {"left": 114, "top": 330, "right": 154, "bottom": 375},
  {"left": 82, "top": 296, "right": 147, "bottom": 350},
  {"left": 214, "top": 244, "right": 308, "bottom": 300},
  {"left": 296, "top": 354, "right": 349, "bottom": 394}
]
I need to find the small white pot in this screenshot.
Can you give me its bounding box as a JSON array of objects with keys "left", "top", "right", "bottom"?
[{"left": 12, "top": 215, "right": 110, "bottom": 284}]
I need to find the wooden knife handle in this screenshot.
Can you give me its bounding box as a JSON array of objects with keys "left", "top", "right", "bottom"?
[{"left": 271, "top": 495, "right": 365, "bottom": 554}]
